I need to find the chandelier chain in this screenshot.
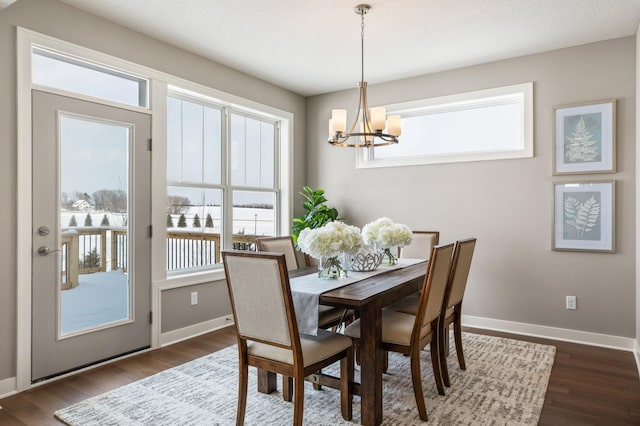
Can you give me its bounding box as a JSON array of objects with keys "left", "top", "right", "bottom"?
[{"left": 361, "top": 10, "right": 365, "bottom": 85}]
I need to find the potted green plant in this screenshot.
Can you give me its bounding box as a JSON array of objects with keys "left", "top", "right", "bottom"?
[{"left": 292, "top": 186, "right": 340, "bottom": 246}]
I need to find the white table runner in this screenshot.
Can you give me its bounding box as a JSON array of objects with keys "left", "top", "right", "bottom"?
[{"left": 290, "top": 258, "right": 425, "bottom": 335}]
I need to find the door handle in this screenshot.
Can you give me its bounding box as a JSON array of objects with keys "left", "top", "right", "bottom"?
[{"left": 37, "top": 246, "right": 62, "bottom": 256}]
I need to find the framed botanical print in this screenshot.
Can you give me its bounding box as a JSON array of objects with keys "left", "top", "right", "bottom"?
[
  {"left": 553, "top": 181, "right": 615, "bottom": 253},
  {"left": 553, "top": 99, "right": 616, "bottom": 175}
]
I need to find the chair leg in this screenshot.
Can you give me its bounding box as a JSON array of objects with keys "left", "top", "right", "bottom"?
[
  {"left": 409, "top": 348, "right": 428, "bottom": 421},
  {"left": 283, "top": 375, "right": 293, "bottom": 402},
  {"left": 430, "top": 336, "right": 445, "bottom": 396},
  {"left": 453, "top": 308, "right": 466, "bottom": 370},
  {"left": 237, "top": 360, "right": 248, "bottom": 426},
  {"left": 383, "top": 350, "right": 389, "bottom": 373},
  {"left": 340, "top": 348, "right": 354, "bottom": 420},
  {"left": 293, "top": 375, "right": 305, "bottom": 426},
  {"left": 313, "top": 369, "right": 322, "bottom": 390},
  {"left": 439, "top": 323, "right": 451, "bottom": 388}
]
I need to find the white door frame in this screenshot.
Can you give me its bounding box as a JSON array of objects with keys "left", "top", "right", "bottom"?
[{"left": 15, "top": 28, "right": 161, "bottom": 391}]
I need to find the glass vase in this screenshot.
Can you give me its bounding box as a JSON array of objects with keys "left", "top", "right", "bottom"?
[
  {"left": 381, "top": 247, "right": 398, "bottom": 265},
  {"left": 318, "top": 255, "right": 348, "bottom": 279}
]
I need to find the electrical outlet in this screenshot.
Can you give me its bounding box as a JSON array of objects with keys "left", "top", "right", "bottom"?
[
  {"left": 190, "top": 291, "right": 198, "bottom": 306},
  {"left": 566, "top": 295, "right": 576, "bottom": 310}
]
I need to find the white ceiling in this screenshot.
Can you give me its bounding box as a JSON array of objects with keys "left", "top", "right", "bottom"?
[{"left": 7, "top": 1, "right": 640, "bottom": 96}]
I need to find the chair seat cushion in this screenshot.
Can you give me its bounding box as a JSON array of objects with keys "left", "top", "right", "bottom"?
[
  {"left": 344, "top": 310, "right": 430, "bottom": 347},
  {"left": 384, "top": 293, "right": 420, "bottom": 315},
  {"left": 248, "top": 328, "right": 352, "bottom": 367}
]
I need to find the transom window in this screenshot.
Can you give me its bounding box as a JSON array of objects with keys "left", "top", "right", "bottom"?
[
  {"left": 31, "top": 47, "right": 149, "bottom": 108},
  {"left": 358, "top": 83, "right": 533, "bottom": 168},
  {"left": 166, "top": 93, "right": 279, "bottom": 274}
]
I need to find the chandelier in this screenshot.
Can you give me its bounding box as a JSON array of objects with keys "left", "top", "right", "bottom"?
[{"left": 329, "top": 4, "right": 401, "bottom": 148}]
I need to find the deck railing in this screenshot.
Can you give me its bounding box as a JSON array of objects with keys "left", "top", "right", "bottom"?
[
  {"left": 166, "top": 231, "right": 258, "bottom": 270},
  {"left": 61, "top": 227, "right": 259, "bottom": 288}
]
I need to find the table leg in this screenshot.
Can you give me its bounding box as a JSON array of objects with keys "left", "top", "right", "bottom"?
[
  {"left": 359, "top": 303, "right": 383, "bottom": 426},
  {"left": 257, "top": 368, "right": 277, "bottom": 394}
]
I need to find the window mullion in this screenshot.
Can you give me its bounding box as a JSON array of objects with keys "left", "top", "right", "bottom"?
[{"left": 222, "top": 107, "right": 233, "bottom": 251}]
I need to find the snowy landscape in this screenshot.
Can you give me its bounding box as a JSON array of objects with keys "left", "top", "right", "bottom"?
[
  {"left": 60, "top": 270, "right": 128, "bottom": 335},
  {"left": 59, "top": 206, "right": 273, "bottom": 333}
]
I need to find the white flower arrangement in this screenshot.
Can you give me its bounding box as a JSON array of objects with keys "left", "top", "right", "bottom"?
[
  {"left": 362, "top": 217, "right": 413, "bottom": 249},
  {"left": 297, "top": 221, "right": 363, "bottom": 260}
]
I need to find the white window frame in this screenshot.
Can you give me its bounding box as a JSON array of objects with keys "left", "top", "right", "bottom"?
[
  {"left": 356, "top": 82, "right": 533, "bottom": 169},
  {"left": 165, "top": 90, "right": 283, "bottom": 276}
]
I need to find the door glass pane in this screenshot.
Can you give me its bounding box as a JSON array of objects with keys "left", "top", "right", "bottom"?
[
  {"left": 233, "top": 191, "right": 275, "bottom": 247},
  {"left": 59, "top": 115, "right": 130, "bottom": 336}
]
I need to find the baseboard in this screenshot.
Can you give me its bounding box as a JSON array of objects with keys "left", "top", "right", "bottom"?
[
  {"left": 159, "top": 315, "right": 234, "bottom": 347},
  {"left": 0, "top": 376, "right": 17, "bottom": 400},
  {"left": 462, "top": 314, "right": 636, "bottom": 352}
]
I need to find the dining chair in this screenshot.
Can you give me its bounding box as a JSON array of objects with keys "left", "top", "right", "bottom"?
[
  {"left": 255, "top": 236, "right": 345, "bottom": 329},
  {"left": 399, "top": 231, "right": 440, "bottom": 259},
  {"left": 255, "top": 236, "right": 301, "bottom": 271},
  {"left": 222, "top": 250, "right": 354, "bottom": 425},
  {"left": 344, "top": 243, "right": 454, "bottom": 421},
  {"left": 384, "top": 231, "right": 441, "bottom": 314},
  {"left": 438, "top": 238, "right": 476, "bottom": 388}
]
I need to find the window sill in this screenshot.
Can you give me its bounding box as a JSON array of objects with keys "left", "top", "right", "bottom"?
[{"left": 157, "top": 268, "right": 226, "bottom": 290}]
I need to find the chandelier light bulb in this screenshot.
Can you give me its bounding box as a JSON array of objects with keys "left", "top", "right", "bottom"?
[
  {"left": 331, "top": 109, "right": 347, "bottom": 133},
  {"left": 370, "top": 107, "right": 386, "bottom": 131},
  {"left": 388, "top": 115, "right": 402, "bottom": 137}
]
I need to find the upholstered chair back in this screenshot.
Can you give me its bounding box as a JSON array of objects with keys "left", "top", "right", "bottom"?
[
  {"left": 256, "top": 236, "right": 300, "bottom": 271},
  {"left": 223, "top": 252, "right": 293, "bottom": 347},
  {"left": 419, "top": 243, "right": 454, "bottom": 329},
  {"left": 400, "top": 231, "right": 440, "bottom": 260},
  {"left": 445, "top": 238, "right": 476, "bottom": 308}
]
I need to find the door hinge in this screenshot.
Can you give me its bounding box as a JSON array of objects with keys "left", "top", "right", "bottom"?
[
  {"left": 148, "top": 225, "right": 153, "bottom": 238},
  {"left": 147, "top": 138, "right": 152, "bottom": 151},
  {"left": 149, "top": 311, "right": 153, "bottom": 324}
]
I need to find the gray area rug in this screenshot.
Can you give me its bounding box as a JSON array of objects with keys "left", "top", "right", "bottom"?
[{"left": 55, "top": 332, "right": 555, "bottom": 425}]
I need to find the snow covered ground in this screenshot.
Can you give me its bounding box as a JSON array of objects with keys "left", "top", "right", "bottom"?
[
  {"left": 60, "top": 270, "right": 128, "bottom": 335},
  {"left": 61, "top": 206, "right": 275, "bottom": 236}
]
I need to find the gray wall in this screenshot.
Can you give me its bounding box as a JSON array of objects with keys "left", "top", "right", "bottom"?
[
  {"left": 636, "top": 28, "right": 640, "bottom": 352},
  {"left": 306, "top": 37, "right": 636, "bottom": 338},
  {"left": 0, "top": 0, "right": 306, "bottom": 381},
  {"left": 161, "top": 283, "right": 232, "bottom": 333}
]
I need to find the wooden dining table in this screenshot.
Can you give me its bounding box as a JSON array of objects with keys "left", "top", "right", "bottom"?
[{"left": 258, "top": 260, "right": 428, "bottom": 426}]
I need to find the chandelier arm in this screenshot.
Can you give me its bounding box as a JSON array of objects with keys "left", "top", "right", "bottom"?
[
  {"left": 346, "top": 84, "right": 364, "bottom": 135},
  {"left": 362, "top": 86, "right": 373, "bottom": 133}
]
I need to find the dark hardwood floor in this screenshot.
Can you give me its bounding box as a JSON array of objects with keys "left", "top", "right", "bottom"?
[{"left": 1, "top": 326, "right": 638, "bottom": 425}]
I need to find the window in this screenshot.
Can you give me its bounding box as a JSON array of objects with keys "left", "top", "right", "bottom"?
[
  {"left": 166, "top": 94, "right": 279, "bottom": 274},
  {"left": 32, "top": 47, "right": 148, "bottom": 108},
  {"left": 357, "top": 83, "right": 533, "bottom": 168}
]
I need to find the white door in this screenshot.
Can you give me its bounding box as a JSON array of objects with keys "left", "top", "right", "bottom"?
[{"left": 31, "top": 90, "right": 152, "bottom": 382}]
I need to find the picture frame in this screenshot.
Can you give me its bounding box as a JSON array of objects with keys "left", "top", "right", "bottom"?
[
  {"left": 553, "top": 99, "right": 616, "bottom": 175},
  {"left": 553, "top": 181, "right": 615, "bottom": 253}
]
